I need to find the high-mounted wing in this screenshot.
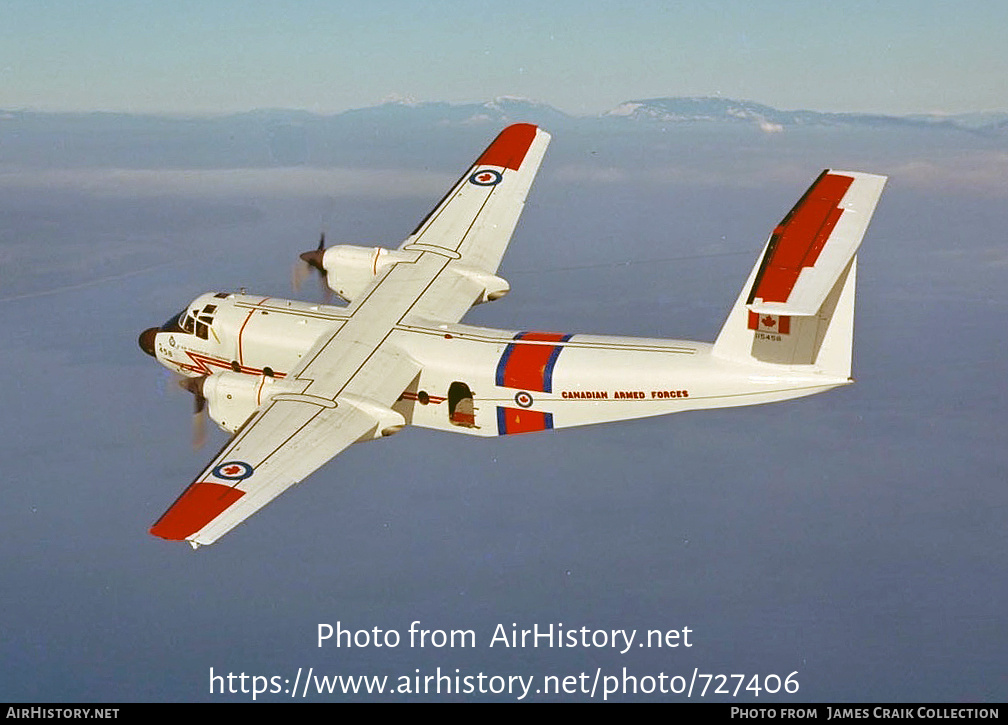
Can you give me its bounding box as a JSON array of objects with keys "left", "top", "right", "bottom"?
[
  {"left": 399, "top": 123, "right": 550, "bottom": 324},
  {"left": 151, "top": 342, "right": 421, "bottom": 547},
  {"left": 150, "top": 398, "right": 379, "bottom": 547},
  {"left": 151, "top": 125, "right": 551, "bottom": 546}
]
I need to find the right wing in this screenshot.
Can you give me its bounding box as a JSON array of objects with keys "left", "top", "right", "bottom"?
[
  {"left": 151, "top": 334, "right": 422, "bottom": 548},
  {"left": 149, "top": 396, "right": 381, "bottom": 548}
]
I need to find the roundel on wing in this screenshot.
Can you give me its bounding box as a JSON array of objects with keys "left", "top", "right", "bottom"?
[
  {"left": 469, "top": 169, "right": 503, "bottom": 186},
  {"left": 212, "top": 460, "right": 254, "bottom": 481}
]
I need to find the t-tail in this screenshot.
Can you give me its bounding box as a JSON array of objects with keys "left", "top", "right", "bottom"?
[{"left": 713, "top": 170, "right": 887, "bottom": 380}]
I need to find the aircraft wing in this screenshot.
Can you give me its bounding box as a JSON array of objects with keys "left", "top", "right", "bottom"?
[
  {"left": 151, "top": 339, "right": 421, "bottom": 548},
  {"left": 151, "top": 125, "right": 551, "bottom": 546},
  {"left": 398, "top": 123, "right": 550, "bottom": 323},
  {"left": 150, "top": 396, "right": 379, "bottom": 548}
]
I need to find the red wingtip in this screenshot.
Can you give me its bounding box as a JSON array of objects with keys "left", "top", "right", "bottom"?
[
  {"left": 150, "top": 481, "right": 244, "bottom": 541},
  {"left": 476, "top": 124, "right": 538, "bottom": 171}
]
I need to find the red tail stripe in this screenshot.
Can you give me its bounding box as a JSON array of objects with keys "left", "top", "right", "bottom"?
[{"left": 752, "top": 173, "right": 853, "bottom": 304}]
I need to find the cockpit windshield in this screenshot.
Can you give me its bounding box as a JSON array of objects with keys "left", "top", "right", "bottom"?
[
  {"left": 159, "top": 310, "right": 186, "bottom": 334},
  {"left": 159, "top": 303, "right": 217, "bottom": 340}
]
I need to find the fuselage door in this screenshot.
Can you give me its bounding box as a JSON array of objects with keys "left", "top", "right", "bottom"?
[{"left": 448, "top": 382, "right": 477, "bottom": 428}]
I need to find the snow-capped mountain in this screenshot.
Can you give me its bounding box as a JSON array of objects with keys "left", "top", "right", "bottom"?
[
  {"left": 599, "top": 96, "right": 999, "bottom": 133},
  {"left": 2, "top": 96, "right": 1003, "bottom": 170}
]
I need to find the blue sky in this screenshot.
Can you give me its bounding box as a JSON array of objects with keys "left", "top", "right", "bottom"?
[{"left": 3, "top": 0, "right": 1007, "bottom": 115}]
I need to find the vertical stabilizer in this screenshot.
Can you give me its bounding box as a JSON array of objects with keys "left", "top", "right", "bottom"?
[{"left": 712, "top": 170, "right": 885, "bottom": 377}]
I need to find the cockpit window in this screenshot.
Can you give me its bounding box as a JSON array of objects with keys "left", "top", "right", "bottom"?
[
  {"left": 195, "top": 304, "right": 216, "bottom": 339},
  {"left": 160, "top": 311, "right": 185, "bottom": 334},
  {"left": 160, "top": 303, "right": 216, "bottom": 339}
]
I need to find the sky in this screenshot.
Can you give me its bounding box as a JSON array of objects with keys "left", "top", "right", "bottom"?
[{"left": 2, "top": 0, "right": 1008, "bottom": 115}]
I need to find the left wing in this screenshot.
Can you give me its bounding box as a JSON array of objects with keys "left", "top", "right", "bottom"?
[{"left": 399, "top": 123, "right": 550, "bottom": 323}]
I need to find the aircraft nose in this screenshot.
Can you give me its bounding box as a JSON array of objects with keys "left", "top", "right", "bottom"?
[{"left": 138, "top": 327, "right": 158, "bottom": 357}]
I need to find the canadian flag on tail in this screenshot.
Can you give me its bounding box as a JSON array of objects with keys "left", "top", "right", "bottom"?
[{"left": 748, "top": 311, "right": 791, "bottom": 335}]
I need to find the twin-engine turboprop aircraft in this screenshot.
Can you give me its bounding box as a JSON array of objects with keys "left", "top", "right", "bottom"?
[{"left": 139, "top": 123, "right": 886, "bottom": 548}]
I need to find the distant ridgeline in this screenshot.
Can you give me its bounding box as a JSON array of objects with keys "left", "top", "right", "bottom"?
[{"left": 1, "top": 97, "right": 1004, "bottom": 169}]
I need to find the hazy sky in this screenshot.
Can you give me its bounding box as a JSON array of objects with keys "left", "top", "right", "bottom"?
[{"left": 2, "top": 0, "right": 1007, "bottom": 115}]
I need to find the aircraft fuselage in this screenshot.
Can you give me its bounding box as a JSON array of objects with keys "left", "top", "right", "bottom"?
[{"left": 140, "top": 291, "right": 846, "bottom": 439}]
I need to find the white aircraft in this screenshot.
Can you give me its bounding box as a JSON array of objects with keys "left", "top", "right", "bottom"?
[{"left": 139, "top": 124, "right": 885, "bottom": 548}]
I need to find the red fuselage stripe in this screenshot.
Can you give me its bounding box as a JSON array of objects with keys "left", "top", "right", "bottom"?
[
  {"left": 495, "top": 332, "right": 570, "bottom": 393},
  {"left": 179, "top": 351, "right": 285, "bottom": 379},
  {"left": 399, "top": 391, "right": 446, "bottom": 404},
  {"left": 237, "top": 310, "right": 255, "bottom": 365},
  {"left": 496, "top": 406, "right": 554, "bottom": 435},
  {"left": 236, "top": 297, "right": 270, "bottom": 366}
]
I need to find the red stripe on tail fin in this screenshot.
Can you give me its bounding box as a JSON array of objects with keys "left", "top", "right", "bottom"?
[{"left": 749, "top": 172, "right": 854, "bottom": 304}]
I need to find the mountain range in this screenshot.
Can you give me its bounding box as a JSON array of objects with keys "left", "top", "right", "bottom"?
[
  {"left": 255, "top": 95, "right": 1008, "bottom": 134},
  {"left": 2, "top": 96, "right": 1004, "bottom": 170},
  {"left": 4, "top": 95, "right": 1006, "bottom": 133}
]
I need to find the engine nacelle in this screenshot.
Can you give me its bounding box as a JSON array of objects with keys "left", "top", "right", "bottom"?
[
  {"left": 340, "top": 394, "right": 407, "bottom": 440},
  {"left": 450, "top": 265, "right": 510, "bottom": 305},
  {"left": 321, "top": 245, "right": 413, "bottom": 302},
  {"left": 201, "top": 372, "right": 289, "bottom": 433}
]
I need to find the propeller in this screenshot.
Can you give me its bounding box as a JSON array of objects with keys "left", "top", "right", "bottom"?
[
  {"left": 178, "top": 375, "right": 208, "bottom": 449},
  {"left": 293, "top": 232, "right": 332, "bottom": 302}
]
